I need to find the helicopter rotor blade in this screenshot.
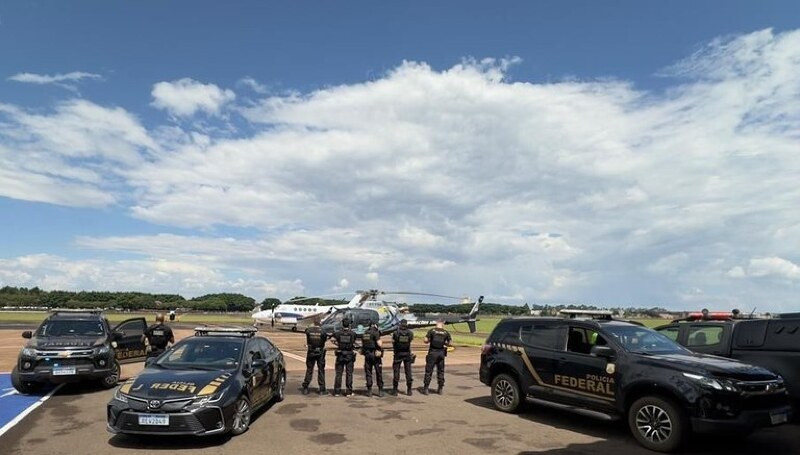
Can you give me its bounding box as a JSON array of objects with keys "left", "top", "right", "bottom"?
[
  {"left": 284, "top": 293, "right": 353, "bottom": 303},
  {"left": 381, "top": 291, "right": 466, "bottom": 300}
]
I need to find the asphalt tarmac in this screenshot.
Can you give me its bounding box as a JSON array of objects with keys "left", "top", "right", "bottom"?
[{"left": 0, "top": 328, "right": 798, "bottom": 454}]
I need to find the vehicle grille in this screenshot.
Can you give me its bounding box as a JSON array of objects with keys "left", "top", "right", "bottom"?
[
  {"left": 115, "top": 411, "right": 206, "bottom": 433},
  {"left": 739, "top": 393, "right": 789, "bottom": 411},
  {"left": 738, "top": 380, "right": 786, "bottom": 396},
  {"left": 35, "top": 358, "right": 95, "bottom": 368}
]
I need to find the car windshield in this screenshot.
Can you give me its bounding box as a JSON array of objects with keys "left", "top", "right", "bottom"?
[
  {"left": 156, "top": 338, "right": 243, "bottom": 370},
  {"left": 37, "top": 320, "right": 105, "bottom": 337},
  {"left": 603, "top": 325, "right": 689, "bottom": 355}
]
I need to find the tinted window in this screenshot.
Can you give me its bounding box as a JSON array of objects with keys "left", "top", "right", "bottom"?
[
  {"left": 156, "top": 338, "right": 243, "bottom": 370},
  {"left": 566, "top": 327, "right": 607, "bottom": 354},
  {"left": 734, "top": 320, "right": 768, "bottom": 348},
  {"left": 520, "top": 323, "right": 562, "bottom": 350},
  {"left": 257, "top": 338, "right": 274, "bottom": 354},
  {"left": 604, "top": 325, "right": 688, "bottom": 354},
  {"left": 38, "top": 319, "right": 105, "bottom": 337},
  {"left": 657, "top": 325, "right": 680, "bottom": 341},
  {"left": 687, "top": 325, "right": 723, "bottom": 346},
  {"left": 114, "top": 318, "right": 146, "bottom": 338}
]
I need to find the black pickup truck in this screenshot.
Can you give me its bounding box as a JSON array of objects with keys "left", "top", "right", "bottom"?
[{"left": 655, "top": 313, "right": 800, "bottom": 409}]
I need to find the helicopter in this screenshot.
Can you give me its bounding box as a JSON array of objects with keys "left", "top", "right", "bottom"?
[{"left": 294, "top": 290, "right": 484, "bottom": 337}]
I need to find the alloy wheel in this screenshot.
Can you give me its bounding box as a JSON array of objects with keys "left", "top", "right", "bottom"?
[
  {"left": 635, "top": 404, "right": 673, "bottom": 444},
  {"left": 232, "top": 398, "right": 251, "bottom": 433},
  {"left": 494, "top": 379, "right": 515, "bottom": 410}
]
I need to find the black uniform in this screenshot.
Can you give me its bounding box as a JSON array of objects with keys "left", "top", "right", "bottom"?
[
  {"left": 144, "top": 323, "right": 174, "bottom": 358},
  {"left": 423, "top": 327, "right": 451, "bottom": 392},
  {"left": 361, "top": 326, "right": 384, "bottom": 394},
  {"left": 392, "top": 326, "right": 414, "bottom": 393},
  {"left": 333, "top": 326, "right": 356, "bottom": 395},
  {"left": 302, "top": 326, "right": 328, "bottom": 392}
]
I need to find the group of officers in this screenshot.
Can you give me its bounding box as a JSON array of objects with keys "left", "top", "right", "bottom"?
[
  {"left": 140, "top": 312, "right": 454, "bottom": 398},
  {"left": 303, "top": 318, "right": 452, "bottom": 397}
]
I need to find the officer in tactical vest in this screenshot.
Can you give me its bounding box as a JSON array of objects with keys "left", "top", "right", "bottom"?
[
  {"left": 302, "top": 319, "right": 328, "bottom": 395},
  {"left": 361, "top": 322, "right": 384, "bottom": 397},
  {"left": 391, "top": 319, "right": 415, "bottom": 396},
  {"left": 422, "top": 319, "right": 452, "bottom": 395},
  {"left": 332, "top": 318, "right": 356, "bottom": 397},
  {"left": 142, "top": 313, "right": 175, "bottom": 358}
]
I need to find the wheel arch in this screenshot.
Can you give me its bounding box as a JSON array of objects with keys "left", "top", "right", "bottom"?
[{"left": 623, "top": 381, "right": 688, "bottom": 415}]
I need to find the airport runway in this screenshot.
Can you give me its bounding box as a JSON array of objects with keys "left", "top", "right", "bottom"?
[{"left": 0, "top": 328, "right": 797, "bottom": 454}]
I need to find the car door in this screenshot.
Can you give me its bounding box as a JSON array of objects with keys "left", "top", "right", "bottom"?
[
  {"left": 245, "top": 339, "right": 268, "bottom": 406},
  {"left": 685, "top": 323, "right": 730, "bottom": 356},
  {"left": 112, "top": 318, "right": 148, "bottom": 363},
  {"left": 554, "top": 324, "right": 617, "bottom": 411},
  {"left": 517, "top": 321, "right": 565, "bottom": 399},
  {"left": 258, "top": 338, "right": 279, "bottom": 397}
]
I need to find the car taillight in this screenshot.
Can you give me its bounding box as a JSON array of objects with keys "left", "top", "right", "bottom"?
[{"left": 482, "top": 344, "right": 493, "bottom": 355}]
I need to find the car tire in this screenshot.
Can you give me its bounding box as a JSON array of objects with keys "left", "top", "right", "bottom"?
[
  {"left": 11, "top": 366, "right": 42, "bottom": 395},
  {"left": 230, "top": 396, "right": 252, "bottom": 436},
  {"left": 491, "top": 373, "right": 522, "bottom": 413},
  {"left": 275, "top": 371, "right": 286, "bottom": 402},
  {"left": 628, "top": 396, "right": 687, "bottom": 453},
  {"left": 99, "top": 361, "right": 121, "bottom": 389}
]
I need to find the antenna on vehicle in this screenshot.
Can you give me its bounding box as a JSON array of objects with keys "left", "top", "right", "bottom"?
[{"left": 749, "top": 307, "right": 757, "bottom": 319}]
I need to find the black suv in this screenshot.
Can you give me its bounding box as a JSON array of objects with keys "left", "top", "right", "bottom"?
[
  {"left": 12, "top": 310, "right": 148, "bottom": 393},
  {"left": 479, "top": 316, "right": 792, "bottom": 452},
  {"left": 655, "top": 313, "right": 800, "bottom": 409}
]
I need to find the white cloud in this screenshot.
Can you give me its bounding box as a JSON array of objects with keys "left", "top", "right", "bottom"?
[
  {"left": 0, "top": 99, "right": 156, "bottom": 207},
  {"left": 736, "top": 257, "right": 800, "bottom": 280},
  {"left": 151, "top": 78, "right": 235, "bottom": 117},
  {"left": 0, "top": 254, "right": 303, "bottom": 300},
  {"left": 8, "top": 71, "right": 102, "bottom": 90},
  {"left": 2, "top": 29, "right": 800, "bottom": 310}
]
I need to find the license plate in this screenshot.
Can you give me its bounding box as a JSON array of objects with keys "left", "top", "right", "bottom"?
[
  {"left": 52, "top": 367, "right": 76, "bottom": 376},
  {"left": 138, "top": 414, "right": 169, "bottom": 426},
  {"left": 770, "top": 412, "right": 788, "bottom": 425}
]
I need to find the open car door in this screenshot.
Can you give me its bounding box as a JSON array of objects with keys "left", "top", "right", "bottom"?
[{"left": 113, "top": 317, "right": 148, "bottom": 363}]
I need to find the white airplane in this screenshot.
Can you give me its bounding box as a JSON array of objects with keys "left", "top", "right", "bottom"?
[{"left": 251, "top": 292, "right": 368, "bottom": 330}]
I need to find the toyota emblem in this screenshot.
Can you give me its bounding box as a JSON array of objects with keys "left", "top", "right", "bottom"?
[{"left": 148, "top": 400, "right": 162, "bottom": 409}]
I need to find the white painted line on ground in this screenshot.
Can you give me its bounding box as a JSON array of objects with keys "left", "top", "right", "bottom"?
[
  {"left": 0, "top": 384, "right": 63, "bottom": 437},
  {"left": 282, "top": 351, "right": 306, "bottom": 363},
  {"left": 0, "top": 390, "right": 16, "bottom": 398}
]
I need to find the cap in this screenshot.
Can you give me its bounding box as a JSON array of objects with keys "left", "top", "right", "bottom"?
[{"left": 399, "top": 319, "right": 408, "bottom": 327}]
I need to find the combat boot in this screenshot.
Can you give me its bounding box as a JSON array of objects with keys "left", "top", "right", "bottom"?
[
  {"left": 437, "top": 385, "right": 443, "bottom": 395},
  {"left": 333, "top": 389, "right": 341, "bottom": 397},
  {"left": 319, "top": 388, "right": 327, "bottom": 395},
  {"left": 302, "top": 387, "right": 309, "bottom": 395},
  {"left": 366, "top": 387, "right": 372, "bottom": 397},
  {"left": 421, "top": 387, "right": 429, "bottom": 395},
  {"left": 378, "top": 388, "right": 384, "bottom": 398},
  {"left": 391, "top": 386, "right": 398, "bottom": 396},
  {"left": 407, "top": 386, "right": 413, "bottom": 396}
]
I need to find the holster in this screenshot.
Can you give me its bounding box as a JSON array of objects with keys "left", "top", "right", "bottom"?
[{"left": 410, "top": 353, "right": 417, "bottom": 364}]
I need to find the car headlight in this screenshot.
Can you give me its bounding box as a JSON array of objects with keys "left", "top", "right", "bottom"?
[
  {"left": 113, "top": 387, "right": 129, "bottom": 403},
  {"left": 191, "top": 388, "right": 227, "bottom": 407},
  {"left": 94, "top": 345, "right": 111, "bottom": 356},
  {"left": 683, "top": 373, "right": 739, "bottom": 392},
  {"left": 21, "top": 348, "right": 36, "bottom": 357}
]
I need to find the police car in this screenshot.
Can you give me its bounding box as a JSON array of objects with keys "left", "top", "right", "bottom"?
[
  {"left": 107, "top": 326, "right": 286, "bottom": 436},
  {"left": 13, "top": 310, "right": 148, "bottom": 393},
  {"left": 479, "top": 312, "right": 792, "bottom": 452}
]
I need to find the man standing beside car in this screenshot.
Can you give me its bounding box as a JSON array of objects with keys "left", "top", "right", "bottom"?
[{"left": 142, "top": 313, "right": 174, "bottom": 358}]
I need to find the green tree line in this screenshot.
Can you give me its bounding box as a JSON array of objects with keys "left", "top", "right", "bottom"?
[{"left": 0, "top": 286, "right": 258, "bottom": 312}]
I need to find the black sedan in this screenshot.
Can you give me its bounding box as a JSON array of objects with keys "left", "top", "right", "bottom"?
[{"left": 107, "top": 327, "right": 286, "bottom": 436}]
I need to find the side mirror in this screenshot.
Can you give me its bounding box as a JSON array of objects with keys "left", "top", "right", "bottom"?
[
  {"left": 22, "top": 331, "right": 32, "bottom": 339},
  {"left": 591, "top": 345, "right": 616, "bottom": 360},
  {"left": 145, "top": 357, "right": 156, "bottom": 367},
  {"left": 251, "top": 359, "right": 268, "bottom": 371}
]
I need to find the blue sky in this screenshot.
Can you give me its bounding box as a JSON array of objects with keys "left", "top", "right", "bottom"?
[{"left": 1, "top": 1, "right": 800, "bottom": 311}]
